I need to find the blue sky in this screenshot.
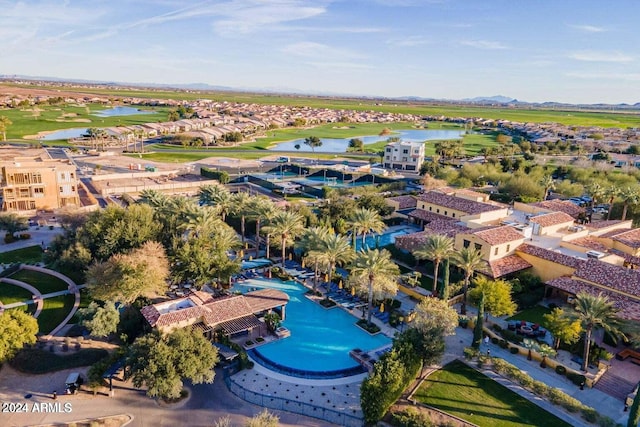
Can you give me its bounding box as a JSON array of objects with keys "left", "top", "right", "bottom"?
[{"left": 2, "top": 0, "right": 639, "bottom": 104}]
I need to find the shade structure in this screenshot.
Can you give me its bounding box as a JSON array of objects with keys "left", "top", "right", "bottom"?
[{"left": 379, "top": 302, "right": 385, "bottom": 313}]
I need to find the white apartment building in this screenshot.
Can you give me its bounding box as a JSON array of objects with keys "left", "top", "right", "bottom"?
[{"left": 383, "top": 141, "right": 425, "bottom": 171}]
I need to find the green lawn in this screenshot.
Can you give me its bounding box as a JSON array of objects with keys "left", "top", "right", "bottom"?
[
  {"left": 0, "top": 283, "right": 34, "bottom": 305},
  {"left": 9, "top": 348, "right": 109, "bottom": 374},
  {"left": 1, "top": 102, "right": 170, "bottom": 140},
  {"left": 506, "top": 305, "right": 553, "bottom": 327},
  {"left": 4, "top": 82, "right": 639, "bottom": 128},
  {"left": 0, "top": 245, "right": 44, "bottom": 264},
  {"left": 9, "top": 269, "right": 69, "bottom": 294},
  {"left": 37, "top": 294, "right": 75, "bottom": 334},
  {"left": 415, "top": 360, "right": 572, "bottom": 427}
]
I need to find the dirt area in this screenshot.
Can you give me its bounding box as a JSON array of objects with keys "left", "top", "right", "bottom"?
[
  {"left": 33, "top": 414, "right": 132, "bottom": 427},
  {"left": 0, "top": 146, "right": 47, "bottom": 160},
  {"left": 0, "top": 84, "right": 98, "bottom": 99}
]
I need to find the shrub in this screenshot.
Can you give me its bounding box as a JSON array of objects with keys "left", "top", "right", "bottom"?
[
  {"left": 500, "top": 329, "right": 524, "bottom": 344},
  {"left": 531, "top": 380, "right": 549, "bottom": 395},
  {"left": 499, "top": 340, "right": 509, "bottom": 349},
  {"left": 4, "top": 233, "right": 15, "bottom": 244},
  {"left": 581, "top": 407, "right": 598, "bottom": 423},
  {"left": 555, "top": 365, "right": 567, "bottom": 376},
  {"left": 566, "top": 372, "right": 586, "bottom": 387},
  {"left": 463, "top": 347, "right": 479, "bottom": 360},
  {"left": 20, "top": 233, "right": 31, "bottom": 239},
  {"left": 509, "top": 346, "right": 519, "bottom": 354},
  {"left": 391, "top": 408, "right": 433, "bottom": 427},
  {"left": 491, "top": 324, "right": 502, "bottom": 332}
]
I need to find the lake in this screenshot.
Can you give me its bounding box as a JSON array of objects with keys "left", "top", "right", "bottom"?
[
  {"left": 42, "top": 128, "right": 88, "bottom": 141},
  {"left": 92, "top": 106, "right": 157, "bottom": 117},
  {"left": 270, "top": 129, "right": 463, "bottom": 153}
]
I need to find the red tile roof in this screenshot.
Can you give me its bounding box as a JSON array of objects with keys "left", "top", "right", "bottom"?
[
  {"left": 386, "top": 195, "right": 417, "bottom": 210},
  {"left": 408, "top": 209, "right": 451, "bottom": 223},
  {"left": 529, "top": 200, "right": 585, "bottom": 217},
  {"left": 585, "top": 220, "right": 626, "bottom": 230},
  {"left": 546, "top": 276, "right": 640, "bottom": 320},
  {"left": 141, "top": 289, "right": 289, "bottom": 329},
  {"left": 567, "top": 237, "right": 609, "bottom": 252},
  {"left": 469, "top": 225, "right": 524, "bottom": 245},
  {"left": 573, "top": 259, "right": 640, "bottom": 297},
  {"left": 529, "top": 212, "right": 575, "bottom": 227},
  {"left": 482, "top": 255, "right": 532, "bottom": 278},
  {"left": 417, "top": 191, "right": 505, "bottom": 215},
  {"left": 602, "top": 228, "right": 640, "bottom": 249},
  {"left": 516, "top": 244, "right": 586, "bottom": 269}
]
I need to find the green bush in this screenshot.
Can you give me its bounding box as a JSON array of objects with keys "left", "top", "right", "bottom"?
[
  {"left": 4, "top": 233, "right": 15, "bottom": 244},
  {"left": 390, "top": 408, "right": 433, "bottom": 427},
  {"left": 499, "top": 339, "right": 509, "bottom": 349},
  {"left": 499, "top": 329, "right": 524, "bottom": 344},
  {"left": 581, "top": 407, "right": 598, "bottom": 423},
  {"left": 491, "top": 337, "right": 499, "bottom": 344},
  {"left": 463, "top": 347, "right": 479, "bottom": 360},
  {"left": 509, "top": 347, "right": 519, "bottom": 354},
  {"left": 19, "top": 233, "right": 31, "bottom": 239},
  {"left": 566, "top": 372, "right": 586, "bottom": 386},
  {"left": 491, "top": 324, "right": 502, "bottom": 332},
  {"left": 555, "top": 365, "right": 567, "bottom": 376}
]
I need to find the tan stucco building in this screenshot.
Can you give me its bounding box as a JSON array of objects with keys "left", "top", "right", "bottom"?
[{"left": 0, "top": 158, "right": 80, "bottom": 212}]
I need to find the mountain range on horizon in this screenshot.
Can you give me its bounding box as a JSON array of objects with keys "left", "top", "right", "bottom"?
[{"left": 2, "top": 74, "right": 640, "bottom": 109}]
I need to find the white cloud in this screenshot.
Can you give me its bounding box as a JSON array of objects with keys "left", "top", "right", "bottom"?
[
  {"left": 569, "top": 51, "right": 633, "bottom": 63},
  {"left": 565, "top": 72, "right": 640, "bottom": 81},
  {"left": 460, "top": 40, "right": 508, "bottom": 50},
  {"left": 569, "top": 24, "right": 606, "bottom": 33},
  {"left": 281, "top": 42, "right": 366, "bottom": 60},
  {"left": 387, "top": 36, "right": 430, "bottom": 47}
]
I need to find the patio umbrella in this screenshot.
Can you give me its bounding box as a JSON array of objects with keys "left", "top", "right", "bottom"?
[
  {"left": 245, "top": 242, "right": 249, "bottom": 249},
  {"left": 325, "top": 273, "right": 329, "bottom": 282},
  {"left": 249, "top": 255, "right": 253, "bottom": 261},
  {"left": 301, "top": 259, "right": 305, "bottom": 268},
  {"left": 380, "top": 302, "right": 385, "bottom": 313},
  {"left": 289, "top": 253, "right": 293, "bottom": 261},
  {"left": 339, "top": 281, "right": 343, "bottom": 290},
  {"left": 239, "top": 250, "right": 244, "bottom": 258},
  {"left": 351, "top": 287, "right": 355, "bottom": 296}
]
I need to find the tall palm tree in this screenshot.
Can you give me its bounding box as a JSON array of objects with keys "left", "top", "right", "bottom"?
[
  {"left": 540, "top": 175, "right": 556, "bottom": 201},
  {"left": 297, "top": 227, "right": 331, "bottom": 290},
  {"left": 180, "top": 206, "right": 223, "bottom": 239},
  {"left": 571, "top": 292, "right": 625, "bottom": 372},
  {"left": 452, "top": 247, "right": 484, "bottom": 315},
  {"left": 231, "top": 192, "right": 252, "bottom": 246},
  {"left": 413, "top": 234, "right": 454, "bottom": 295},
  {"left": 316, "top": 233, "right": 354, "bottom": 285},
  {"left": 606, "top": 186, "right": 620, "bottom": 221},
  {"left": 346, "top": 207, "right": 386, "bottom": 250},
  {"left": 265, "top": 211, "right": 305, "bottom": 267},
  {"left": 349, "top": 248, "right": 400, "bottom": 324},
  {"left": 619, "top": 186, "right": 640, "bottom": 221},
  {"left": 248, "top": 198, "right": 277, "bottom": 255},
  {"left": 0, "top": 115, "right": 12, "bottom": 141},
  {"left": 198, "top": 184, "right": 233, "bottom": 221}
]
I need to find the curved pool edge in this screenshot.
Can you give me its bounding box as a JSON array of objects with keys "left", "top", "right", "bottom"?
[{"left": 249, "top": 348, "right": 367, "bottom": 379}]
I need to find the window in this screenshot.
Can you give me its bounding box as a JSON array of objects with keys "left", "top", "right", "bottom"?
[
  {"left": 506, "top": 244, "right": 511, "bottom": 252},
  {"left": 475, "top": 243, "right": 482, "bottom": 251},
  {"left": 403, "top": 149, "right": 409, "bottom": 154},
  {"left": 444, "top": 211, "right": 448, "bottom": 216},
  {"left": 452, "top": 213, "right": 456, "bottom": 218},
  {"left": 429, "top": 206, "right": 432, "bottom": 211},
  {"left": 463, "top": 239, "right": 470, "bottom": 248},
  {"left": 494, "top": 247, "right": 499, "bottom": 256},
  {"left": 386, "top": 148, "right": 392, "bottom": 152},
  {"left": 402, "top": 157, "right": 407, "bottom": 162},
  {"left": 436, "top": 209, "right": 440, "bottom": 213}
]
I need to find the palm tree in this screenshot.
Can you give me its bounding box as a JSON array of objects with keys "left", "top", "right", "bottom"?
[
  {"left": 619, "top": 186, "right": 640, "bottom": 221},
  {"left": 231, "top": 192, "right": 252, "bottom": 246},
  {"left": 248, "top": 198, "right": 277, "bottom": 257},
  {"left": 316, "top": 233, "right": 354, "bottom": 285},
  {"left": 540, "top": 175, "right": 556, "bottom": 201},
  {"left": 297, "top": 227, "right": 331, "bottom": 291},
  {"left": 180, "top": 206, "right": 223, "bottom": 240},
  {"left": 413, "top": 234, "right": 454, "bottom": 296},
  {"left": 346, "top": 207, "right": 386, "bottom": 250},
  {"left": 606, "top": 186, "right": 620, "bottom": 221},
  {"left": 265, "top": 211, "right": 305, "bottom": 267},
  {"left": 585, "top": 182, "right": 607, "bottom": 211},
  {"left": 452, "top": 247, "right": 484, "bottom": 315},
  {"left": 198, "top": 184, "right": 233, "bottom": 221},
  {"left": 0, "top": 115, "right": 12, "bottom": 141},
  {"left": 571, "top": 292, "right": 625, "bottom": 372},
  {"left": 349, "top": 248, "right": 400, "bottom": 325}
]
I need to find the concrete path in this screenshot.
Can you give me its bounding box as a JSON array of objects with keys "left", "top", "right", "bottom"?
[
  {"left": 0, "top": 277, "right": 44, "bottom": 316},
  {"left": 444, "top": 323, "right": 631, "bottom": 426},
  {"left": 0, "top": 226, "right": 63, "bottom": 254}
]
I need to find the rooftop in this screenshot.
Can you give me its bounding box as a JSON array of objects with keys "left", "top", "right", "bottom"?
[
  {"left": 468, "top": 225, "right": 524, "bottom": 245},
  {"left": 573, "top": 259, "right": 640, "bottom": 297},
  {"left": 601, "top": 228, "right": 640, "bottom": 249},
  {"left": 516, "top": 244, "right": 586, "bottom": 269},
  {"left": 529, "top": 211, "right": 575, "bottom": 227},
  {"left": 416, "top": 191, "right": 505, "bottom": 216},
  {"left": 529, "top": 199, "right": 585, "bottom": 217},
  {"left": 481, "top": 255, "right": 532, "bottom": 278}
]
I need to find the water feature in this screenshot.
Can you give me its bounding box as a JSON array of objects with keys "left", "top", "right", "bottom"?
[
  {"left": 232, "top": 278, "right": 390, "bottom": 374},
  {"left": 270, "top": 129, "right": 463, "bottom": 153},
  {"left": 41, "top": 128, "right": 88, "bottom": 141},
  {"left": 92, "top": 106, "right": 157, "bottom": 117},
  {"left": 354, "top": 225, "right": 421, "bottom": 252}
]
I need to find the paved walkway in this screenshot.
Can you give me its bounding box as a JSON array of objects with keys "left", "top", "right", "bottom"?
[{"left": 443, "top": 319, "right": 632, "bottom": 426}]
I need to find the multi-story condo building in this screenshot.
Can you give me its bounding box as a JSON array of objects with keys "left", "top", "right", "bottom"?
[
  {"left": 0, "top": 158, "right": 80, "bottom": 212},
  {"left": 383, "top": 141, "right": 425, "bottom": 171}
]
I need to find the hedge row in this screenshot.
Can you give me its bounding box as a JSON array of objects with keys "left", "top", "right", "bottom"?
[{"left": 489, "top": 357, "right": 615, "bottom": 427}]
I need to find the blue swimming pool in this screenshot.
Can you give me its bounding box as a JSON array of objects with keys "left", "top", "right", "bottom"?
[
  {"left": 355, "top": 226, "right": 421, "bottom": 251},
  {"left": 233, "top": 278, "right": 390, "bottom": 375},
  {"left": 241, "top": 258, "right": 272, "bottom": 270}
]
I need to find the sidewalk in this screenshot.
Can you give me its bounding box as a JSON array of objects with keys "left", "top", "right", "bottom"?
[{"left": 445, "top": 325, "right": 631, "bottom": 426}]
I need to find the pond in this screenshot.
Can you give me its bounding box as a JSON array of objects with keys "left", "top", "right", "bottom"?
[
  {"left": 41, "top": 128, "right": 88, "bottom": 141},
  {"left": 270, "top": 129, "right": 463, "bottom": 153},
  {"left": 92, "top": 106, "right": 157, "bottom": 117}
]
